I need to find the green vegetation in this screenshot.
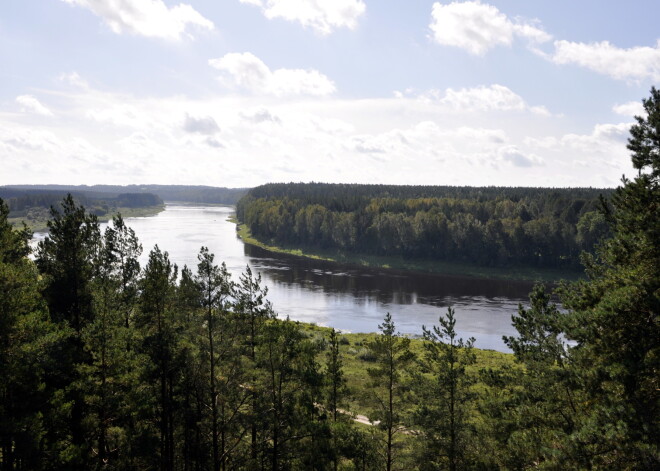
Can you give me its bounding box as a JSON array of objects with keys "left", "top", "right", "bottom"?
[
  {"left": 2, "top": 184, "right": 249, "bottom": 204},
  {"left": 236, "top": 220, "right": 582, "bottom": 282},
  {"left": 236, "top": 182, "right": 613, "bottom": 275},
  {"left": 8, "top": 204, "right": 164, "bottom": 232},
  {"left": 1, "top": 89, "right": 658, "bottom": 469},
  {"left": 2, "top": 187, "right": 165, "bottom": 232}
]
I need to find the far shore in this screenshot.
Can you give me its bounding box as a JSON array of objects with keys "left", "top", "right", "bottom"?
[{"left": 232, "top": 220, "right": 583, "bottom": 283}]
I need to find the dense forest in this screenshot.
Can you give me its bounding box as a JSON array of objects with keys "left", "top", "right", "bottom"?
[
  {"left": 2, "top": 184, "right": 249, "bottom": 205},
  {"left": 237, "top": 184, "right": 613, "bottom": 271},
  {"left": 0, "top": 188, "right": 163, "bottom": 226},
  {"left": 1, "top": 90, "right": 658, "bottom": 470}
]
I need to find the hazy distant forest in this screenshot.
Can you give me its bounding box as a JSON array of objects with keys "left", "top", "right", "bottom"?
[{"left": 0, "top": 91, "right": 658, "bottom": 470}]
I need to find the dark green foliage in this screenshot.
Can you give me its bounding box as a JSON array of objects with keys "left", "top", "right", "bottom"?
[
  {"left": 413, "top": 308, "right": 476, "bottom": 471},
  {"left": 558, "top": 87, "right": 660, "bottom": 469},
  {"left": 367, "top": 314, "right": 414, "bottom": 471},
  {"left": 0, "top": 199, "right": 59, "bottom": 469},
  {"left": 2, "top": 184, "right": 247, "bottom": 205},
  {"left": 237, "top": 183, "right": 612, "bottom": 270}
]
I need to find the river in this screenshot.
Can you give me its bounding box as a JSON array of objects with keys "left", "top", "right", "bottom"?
[{"left": 34, "top": 204, "right": 540, "bottom": 352}]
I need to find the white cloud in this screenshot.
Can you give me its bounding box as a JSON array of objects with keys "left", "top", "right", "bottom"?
[
  {"left": 240, "top": 108, "right": 282, "bottom": 124},
  {"left": 613, "top": 101, "right": 645, "bottom": 117},
  {"left": 403, "top": 84, "right": 550, "bottom": 115},
  {"left": 496, "top": 145, "right": 542, "bottom": 167},
  {"left": 15, "top": 95, "right": 54, "bottom": 116},
  {"left": 209, "top": 52, "right": 336, "bottom": 96},
  {"left": 429, "top": 1, "right": 550, "bottom": 55},
  {"left": 61, "top": 0, "right": 214, "bottom": 40},
  {"left": 551, "top": 40, "right": 660, "bottom": 82},
  {"left": 0, "top": 77, "right": 635, "bottom": 188},
  {"left": 240, "top": 0, "right": 366, "bottom": 35},
  {"left": 183, "top": 114, "right": 220, "bottom": 134},
  {"left": 59, "top": 72, "right": 90, "bottom": 89}
]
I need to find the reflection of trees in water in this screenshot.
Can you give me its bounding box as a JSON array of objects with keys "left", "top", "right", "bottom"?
[{"left": 243, "top": 244, "right": 534, "bottom": 306}]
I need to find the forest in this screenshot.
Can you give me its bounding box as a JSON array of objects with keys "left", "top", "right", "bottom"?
[
  {"left": 0, "top": 90, "right": 658, "bottom": 470},
  {"left": 1, "top": 188, "right": 163, "bottom": 220},
  {"left": 236, "top": 184, "right": 613, "bottom": 271},
  {"left": 2, "top": 185, "right": 249, "bottom": 205}
]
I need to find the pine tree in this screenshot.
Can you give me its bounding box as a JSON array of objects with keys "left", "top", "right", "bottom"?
[
  {"left": 413, "top": 307, "right": 476, "bottom": 471},
  {"left": 560, "top": 88, "right": 660, "bottom": 468},
  {"left": 0, "top": 199, "right": 59, "bottom": 469},
  {"left": 367, "top": 313, "right": 414, "bottom": 471},
  {"left": 138, "top": 246, "right": 180, "bottom": 471},
  {"left": 36, "top": 194, "right": 101, "bottom": 469}
]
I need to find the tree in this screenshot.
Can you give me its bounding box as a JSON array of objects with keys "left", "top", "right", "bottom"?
[
  {"left": 36, "top": 194, "right": 101, "bottom": 469},
  {"left": 235, "top": 265, "right": 274, "bottom": 465},
  {"left": 326, "top": 328, "right": 348, "bottom": 471},
  {"left": 0, "top": 199, "right": 58, "bottom": 469},
  {"left": 138, "top": 246, "right": 180, "bottom": 471},
  {"left": 367, "top": 313, "right": 414, "bottom": 471},
  {"left": 494, "top": 285, "right": 581, "bottom": 468},
  {"left": 413, "top": 307, "right": 476, "bottom": 471},
  {"left": 195, "top": 247, "right": 235, "bottom": 471},
  {"left": 560, "top": 88, "right": 660, "bottom": 468}
]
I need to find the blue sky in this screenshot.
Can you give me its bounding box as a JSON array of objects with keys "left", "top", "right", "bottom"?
[{"left": 1, "top": 0, "right": 659, "bottom": 187}]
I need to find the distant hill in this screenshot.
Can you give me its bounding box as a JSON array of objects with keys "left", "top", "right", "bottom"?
[{"left": 2, "top": 184, "right": 249, "bottom": 205}]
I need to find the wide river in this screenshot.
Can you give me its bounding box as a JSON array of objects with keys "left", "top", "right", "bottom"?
[{"left": 35, "top": 204, "right": 540, "bottom": 352}]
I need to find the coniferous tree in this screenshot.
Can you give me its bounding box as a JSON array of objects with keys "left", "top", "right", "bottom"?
[
  {"left": 138, "top": 246, "right": 180, "bottom": 471},
  {"left": 413, "top": 307, "right": 476, "bottom": 471},
  {"left": 36, "top": 194, "right": 101, "bottom": 469},
  {"left": 0, "top": 199, "right": 59, "bottom": 470},
  {"left": 495, "top": 286, "right": 581, "bottom": 467},
  {"left": 560, "top": 88, "right": 660, "bottom": 469},
  {"left": 235, "top": 266, "right": 274, "bottom": 467},
  {"left": 367, "top": 313, "right": 414, "bottom": 471}
]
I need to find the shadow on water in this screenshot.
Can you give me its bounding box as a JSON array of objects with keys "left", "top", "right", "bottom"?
[{"left": 243, "top": 243, "right": 535, "bottom": 306}]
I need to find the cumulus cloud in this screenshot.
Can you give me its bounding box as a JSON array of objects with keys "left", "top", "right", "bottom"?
[
  {"left": 183, "top": 114, "right": 220, "bottom": 134},
  {"left": 209, "top": 52, "right": 336, "bottom": 96},
  {"left": 61, "top": 0, "right": 214, "bottom": 40},
  {"left": 16, "top": 95, "right": 54, "bottom": 116},
  {"left": 613, "top": 101, "right": 646, "bottom": 117},
  {"left": 240, "top": 0, "right": 366, "bottom": 35},
  {"left": 550, "top": 40, "right": 660, "bottom": 82},
  {"left": 429, "top": 1, "right": 551, "bottom": 55}
]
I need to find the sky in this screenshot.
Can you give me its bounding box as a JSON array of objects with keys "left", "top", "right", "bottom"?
[{"left": 1, "top": 0, "right": 659, "bottom": 188}]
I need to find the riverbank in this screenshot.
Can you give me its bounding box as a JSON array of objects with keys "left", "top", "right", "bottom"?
[
  {"left": 11, "top": 204, "right": 165, "bottom": 233},
  {"left": 234, "top": 221, "right": 583, "bottom": 283}
]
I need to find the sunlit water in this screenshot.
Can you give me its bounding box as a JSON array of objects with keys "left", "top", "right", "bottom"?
[{"left": 33, "top": 204, "right": 539, "bottom": 352}]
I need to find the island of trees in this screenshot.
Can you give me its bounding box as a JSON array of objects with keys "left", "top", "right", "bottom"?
[{"left": 0, "top": 90, "right": 658, "bottom": 470}]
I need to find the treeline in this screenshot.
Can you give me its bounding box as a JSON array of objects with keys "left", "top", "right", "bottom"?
[
  {"left": 1, "top": 188, "right": 163, "bottom": 217},
  {"left": 237, "top": 184, "right": 613, "bottom": 270},
  {"left": 2, "top": 184, "right": 249, "bottom": 205}
]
